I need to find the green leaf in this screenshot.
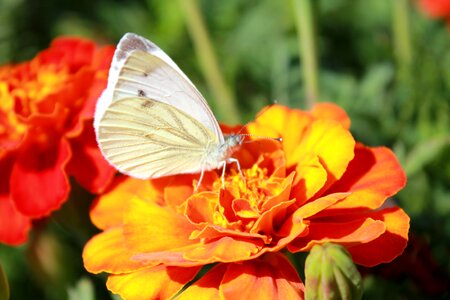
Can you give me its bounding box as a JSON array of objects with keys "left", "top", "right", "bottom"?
[{"left": 404, "top": 135, "right": 450, "bottom": 177}]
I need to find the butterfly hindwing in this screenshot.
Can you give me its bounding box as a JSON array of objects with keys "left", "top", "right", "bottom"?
[{"left": 97, "top": 97, "right": 218, "bottom": 179}]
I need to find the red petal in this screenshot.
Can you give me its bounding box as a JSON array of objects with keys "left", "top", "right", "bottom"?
[
  {"left": 66, "top": 119, "right": 115, "bottom": 194},
  {"left": 288, "top": 217, "right": 386, "bottom": 253},
  {"left": 348, "top": 207, "right": 410, "bottom": 267},
  {"left": 10, "top": 138, "right": 71, "bottom": 217},
  {"left": 323, "top": 145, "right": 407, "bottom": 212},
  {"left": 0, "top": 153, "right": 31, "bottom": 246},
  {"left": 0, "top": 198, "right": 31, "bottom": 246}
]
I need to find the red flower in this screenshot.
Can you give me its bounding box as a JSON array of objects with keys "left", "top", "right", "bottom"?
[
  {"left": 83, "top": 103, "right": 409, "bottom": 299},
  {"left": 0, "top": 37, "right": 116, "bottom": 245},
  {"left": 419, "top": 0, "right": 450, "bottom": 23}
]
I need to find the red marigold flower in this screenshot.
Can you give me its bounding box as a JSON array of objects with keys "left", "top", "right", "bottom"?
[
  {"left": 83, "top": 103, "right": 409, "bottom": 299},
  {"left": 0, "top": 37, "right": 116, "bottom": 245},
  {"left": 419, "top": 0, "right": 450, "bottom": 18}
]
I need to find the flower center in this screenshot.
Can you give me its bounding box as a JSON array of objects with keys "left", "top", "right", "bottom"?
[{"left": 0, "top": 64, "right": 69, "bottom": 145}]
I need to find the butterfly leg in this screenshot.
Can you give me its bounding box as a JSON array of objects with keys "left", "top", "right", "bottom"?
[
  {"left": 227, "top": 158, "right": 245, "bottom": 183},
  {"left": 220, "top": 160, "right": 227, "bottom": 187},
  {"left": 195, "top": 163, "right": 207, "bottom": 192}
]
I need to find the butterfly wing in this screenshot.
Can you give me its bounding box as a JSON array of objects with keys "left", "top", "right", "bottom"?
[
  {"left": 97, "top": 97, "right": 218, "bottom": 179},
  {"left": 95, "top": 33, "right": 224, "bottom": 143}
]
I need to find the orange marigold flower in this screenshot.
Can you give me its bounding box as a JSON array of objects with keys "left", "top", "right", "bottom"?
[
  {"left": 83, "top": 103, "right": 409, "bottom": 299},
  {"left": 0, "top": 37, "right": 116, "bottom": 245}
]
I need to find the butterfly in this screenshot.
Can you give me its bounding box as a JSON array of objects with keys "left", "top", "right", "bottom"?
[{"left": 94, "top": 33, "right": 245, "bottom": 188}]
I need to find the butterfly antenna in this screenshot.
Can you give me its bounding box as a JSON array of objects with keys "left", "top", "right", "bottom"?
[
  {"left": 240, "top": 134, "right": 282, "bottom": 144},
  {"left": 235, "top": 102, "right": 278, "bottom": 136}
]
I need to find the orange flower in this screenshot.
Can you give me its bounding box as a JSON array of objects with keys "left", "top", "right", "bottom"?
[
  {"left": 83, "top": 103, "right": 409, "bottom": 299},
  {"left": 0, "top": 37, "right": 116, "bottom": 245}
]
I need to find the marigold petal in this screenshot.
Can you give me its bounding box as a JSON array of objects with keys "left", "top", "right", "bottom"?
[
  {"left": 310, "top": 102, "right": 351, "bottom": 129},
  {"left": 324, "top": 145, "right": 407, "bottom": 212},
  {"left": 268, "top": 193, "right": 348, "bottom": 252},
  {"left": 82, "top": 227, "right": 150, "bottom": 274},
  {"left": 0, "top": 197, "right": 31, "bottom": 246},
  {"left": 10, "top": 138, "right": 71, "bottom": 217},
  {"left": 183, "top": 236, "right": 264, "bottom": 263},
  {"left": 252, "top": 199, "right": 296, "bottom": 236},
  {"left": 0, "top": 155, "right": 30, "bottom": 246},
  {"left": 348, "top": 207, "right": 410, "bottom": 267},
  {"left": 66, "top": 119, "right": 115, "bottom": 194},
  {"left": 90, "top": 177, "right": 158, "bottom": 230},
  {"left": 288, "top": 217, "right": 386, "bottom": 253},
  {"left": 220, "top": 253, "right": 304, "bottom": 300},
  {"left": 185, "top": 192, "right": 218, "bottom": 224},
  {"left": 249, "top": 105, "right": 313, "bottom": 162},
  {"left": 290, "top": 120, "right": 355, "bottom": 189},
  {"left": 178, "top": 263, "right": 227, "bottom": 300},
  {"left": 291, "top": 154, "right": 328, "bottom": 204},
  {"left": 107, "top": 265, "right": 201, "bottom": 300},
  {"left": 123, "top": 198, "right": 197, "bottom": 253},
  {"left": 295, "top": 192, "right": 350, "bottom": 219}
]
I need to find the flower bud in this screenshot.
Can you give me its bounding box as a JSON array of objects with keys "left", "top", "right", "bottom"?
[{"left": 305, "top": 243, "right": 362, "bottom": 300}]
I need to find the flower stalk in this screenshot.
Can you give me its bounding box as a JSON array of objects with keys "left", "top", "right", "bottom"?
[
  {"left": 292, "top": 0, "right": 319, "bottom": 108},
  {"left": 392, "top": 0, "right": 412, "bottom": 78},
  {"left": 179, "top": 0, "right": 240, "bottom": 123}
]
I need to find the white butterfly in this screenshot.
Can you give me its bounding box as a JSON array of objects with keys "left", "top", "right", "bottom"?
[{"left": 94, "top": 33, "right": 244, "bottom": 187}]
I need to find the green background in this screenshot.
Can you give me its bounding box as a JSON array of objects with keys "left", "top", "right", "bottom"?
[{"left": 0, "top": 0, "right": 449, "bottom": 299}]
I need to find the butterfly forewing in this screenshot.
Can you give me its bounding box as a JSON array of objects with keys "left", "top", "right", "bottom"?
[
  {"left": 98, "top": 97, "right": 218, "bottom": 179},
  {"left": 95, "top": 33, "right": 223, "bottom": 144}
]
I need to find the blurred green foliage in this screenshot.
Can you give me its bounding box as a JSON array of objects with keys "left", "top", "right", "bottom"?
[{"left": 0, "top": 0, "right": 449, "bottom": 299}]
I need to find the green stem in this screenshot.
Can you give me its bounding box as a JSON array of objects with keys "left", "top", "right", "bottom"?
[
  {"left": 392, "top": 0, "right": 412, "bottom": 76},
  {"left": 179, "top": 0, "right": 240, "bottom": 124},
  {"left": 292, "top": 0, "right": 319, "bottom": 108}
]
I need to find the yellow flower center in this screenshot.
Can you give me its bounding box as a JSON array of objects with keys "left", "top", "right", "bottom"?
[{"left": 208, "top": 164, "right": 284, "bottom": 231}]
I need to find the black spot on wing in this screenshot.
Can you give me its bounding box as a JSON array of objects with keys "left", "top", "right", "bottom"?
[{"left": 138, "top": 90, "right": 146, "bottom": 97}]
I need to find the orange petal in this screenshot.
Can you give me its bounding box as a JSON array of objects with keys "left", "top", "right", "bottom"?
[
  {"left": 252, "top": 199, "right": 296, "bottom": 236},
  {"left": 348, "top": 207, "right": 410, "bottom": 267},
  {"left": 185, "top": 192, "right": 219, "bottom": 224},
  {"left": 90, "top": 177, "right": 158, "bottom": 230},
  {"left": 310, "top": 102, "right": 351, "bottom": 129},
  {"left": 183, "top": 236, "right": 264, "bottom": 263},
  {"left": 219, "top": 253, "right": 304, "bottom": 300},
  {"left": 295, "top": 192, "right": 350, "bottom": 219},
  {"left": 123, "top": 198, "right": 197, "bottom": 253},
  {"left": 290, "top": 120, "right": 355, "bottom": 188},
  {"left": 260, "top": 172, "right": 295, "bottom": 211},
  {"left": 107, "top": 265, "right": 201, "bottom": 300},
  {"left": 291, "top": 154, "right": 328, "bottom": 204},
  {"left": 178, "top": 264, "right": 227, "bottom": 300},
  {"left": 324, "top": 145, "right": 407, "bottom": 212},
  {"left": 267, "top": 193, "right": 348, "bottom": 252},
  {"left": 82, "top": 227, "right": 150, "bottom": 274},
  {"left": 288, "top": 217, "right": 386, "bottom": 253},
  {"left": 249, "top": 105, "right": 313, "bottom": 162}
]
